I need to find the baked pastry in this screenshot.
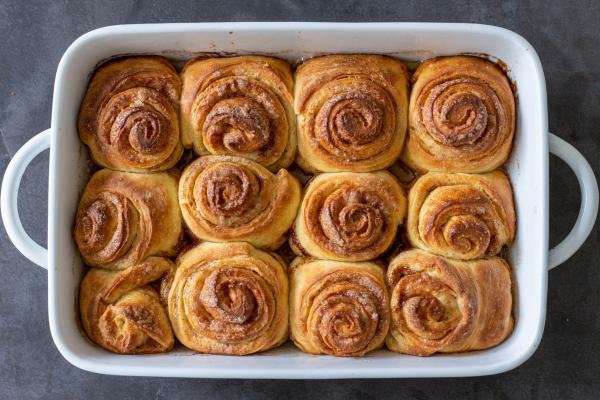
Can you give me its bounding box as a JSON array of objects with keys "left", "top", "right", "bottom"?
[
  {"left": 406, "top": 171, "right": 515, "bottom": 260},
  {"left": 167, "top": 242, "right": 288, "bottom": 355},
  {"left": 294, "top": 54, "right": 409, "bottom": 172},
  {"left": 180, "top": 56, "right": 296, "bottom": 171},
  {"left": 291, "top": 171, "right": 406, "bottom": 261},
  {"left": 74, "top": 169, "right": 183, "bottom": 270},
  {"left": 402, "top": 56, "right": 515, "bottom": 173},
  {"left": 386, "top": 249, "right": 513, "bottom": 356},
  {"left": 79, "top": 257, "right": 175, "bottom": 354},
  {"left": 78, "top": 56, "right": 183, "bottom": 172},
  {"left": 289, "top": 257, "right": 390, "bottom": 356},
  {"left": 179, "top": 155, "right": 301, "bottom": 249}
]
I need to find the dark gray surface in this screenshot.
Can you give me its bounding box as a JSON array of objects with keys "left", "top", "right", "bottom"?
[{"left": 1, "top": 1, "right": 598, "bottom": 399}]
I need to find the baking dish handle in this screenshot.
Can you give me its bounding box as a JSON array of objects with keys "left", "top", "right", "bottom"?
[
  {"left": 1, "top": 129, "right": 51, "bottom": 269},
  {"left": 548, "top": 132, "right": 599, "bottom": 269}
]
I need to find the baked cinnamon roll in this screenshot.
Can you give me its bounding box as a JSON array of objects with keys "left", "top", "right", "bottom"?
[
  {"left": 180, "top": 56, "right": 296, "bottom": 171},
  {"left": 167, "top": 242, "right": 288, "bottom": 355},
  {"left": 74, "top": 169, "right": 183, "bottom": 270},
  {"left": 289, "top": 257, "right": 389, "bottom": 356},
  {"left": 291, "top": 171, "right": 406, "bottom": 261},
  {"left": 402, "top": 56, "right": 515, "bottom": 173},
  {"left": 406, "top": 171, "right": 515, "bottom": 260},
  {"left": 179, "top": 155, "right": 301, "bottom": 249},
  {"left": 386, "top": 249, "right": 513, "bottom": 356},
  {"left": 79, "top": 257, "right": 175, "bottom": 354},
  {"left": 294, "top": 54, "right": 409, "bottom": 172},
  {"left": 79, "top": 56, "right": 183, "bottom": 172}
]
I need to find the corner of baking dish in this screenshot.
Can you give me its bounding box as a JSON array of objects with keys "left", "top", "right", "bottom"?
[{"left": 47, "top": 22, "right": 549, "bottom": 378}]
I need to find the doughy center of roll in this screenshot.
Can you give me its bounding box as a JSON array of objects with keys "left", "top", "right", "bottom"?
[
  {"left": 326, "top": 97, "right": 383, "bottom": 145},
  {"left": 393, "top": 273, "right": 460, "bottom": 341},
  {"left": 203, "top": 97, "right": 271, "bottom": 154},
  {"left": 194, "top": 163, "right": 264, "bottom": 226},
  {"left": 74, "top": 192, "right": 138, "bottom": 263},
  {"left": 319, "top": 188, "right": 385, "bottom": 252},
  {"left": 185, "top": 267, "right": 275, "bottom": 343},
  {"left": 421, "top": 79, "right": 502, "bottom": 148}
]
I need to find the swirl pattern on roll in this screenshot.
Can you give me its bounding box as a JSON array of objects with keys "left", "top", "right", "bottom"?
[
  {"left": 78, "top": 56, "right": 183, "bottom": 172},
  {"left": 402, "top": 56, "right": 515, "bottom": 173},
  {"left": 294, "top": 54, "right": 409, "bottom": 172},
  {"left": 180, "top": 56, "right": 296, "bottom": 171},
  {"left": 291, "top": 171, "right": 406, "bottom": 261},
  {"left": 386, "top": 249, "right": 513, "bottom": 356},
  {"left": 79, "top": 257, "right": 175, "bottom": 354},
  {"left": 74, "top": 169, "right": 183, "bottom": 270},
  {"left": 289, "top": 258, "right": 389, "bottom": 356},
  {"left": 406, "top": 171, "right": 515, "bottom": 260},
  {"left": 179, "top": 155, "right": 301, "bottom": 249},
  {"left": 167, "top": 242, "right": 288, "bottom": 355}
]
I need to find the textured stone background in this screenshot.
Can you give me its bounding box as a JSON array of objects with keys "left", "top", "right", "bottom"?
[{"left": 1, "top": 1, "right": 598, "bottom": 399}]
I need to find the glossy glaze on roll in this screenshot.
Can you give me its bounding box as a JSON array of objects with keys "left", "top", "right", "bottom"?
[
  {"left": 180, "top": 56, "right": 296, "bottom": 171},
  {"left": 74, "top": 169, "right": 183, "bottom": 270},
  {"left": 78, "top": 56, "right": 183, "bottom": 172},
  {"left": 179, "top": 155, "right": 301, "bottom": 249},
  {"left": 291, "top": 171, "right": 406, "bottom": 261},
  {"left": 406, "top": 171, "right": 515, "bottom": 260},
  {"left": 79, "top": 257, "right": 175, "bottom": 354},
  {"left": 167, "top": 242, "right": 288, "bottom": 355},
  {"left": 294, "top": 54, "right": 409, "bottom": 172},
  {"left": 289, "top": 257, "right": 390, "bottom": 356},
  {"left": 402, "top": 56, "right": 515, "bottom": 173},
  {"left": 386, "top": 249, "right": 513, "bottom": 356}
]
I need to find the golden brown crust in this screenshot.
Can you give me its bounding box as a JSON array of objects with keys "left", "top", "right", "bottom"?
[
  {"left": 78, "top": 56, "right": 183, "bottom": 172},
  {"left": 386, "top": 249, "right": 513, "bottom": 356},
  {"left": 167, "top": 242, "right": 288, "bottom": 355},
  {"left": 74, "top": 169, "right": 183, "bottom": 270},
  {"left": 180, "top": 56, "right": 296, "bottom": 171},
  {"left": 294, "top": 54, "right": 409, "bottom": 172},
  {"left": 402, "top": 56, "right": 515, "bottom": 173},
  {"left": 291, "top": 171, "right": 407, "bottom": 261},
  {"left": 178, "top": 155, "right": 301, "bottom": 249},
  {"left": 79, "top": 257, "right": 175, "bottom": 354},
  {"left": 289, "top": 257, "right": 390, "bottom": 356},
  {"left": 406, "top": 171, "right": 515, "bottom": 260}
]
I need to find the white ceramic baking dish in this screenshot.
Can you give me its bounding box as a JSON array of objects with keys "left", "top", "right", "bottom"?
[{"left": 1, "top": 22, "right": 598, "bottom": 379}]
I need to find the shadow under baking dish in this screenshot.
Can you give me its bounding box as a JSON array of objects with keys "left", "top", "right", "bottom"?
[{"left": 48, "top": 22, "right": 548, "bottom": 378}]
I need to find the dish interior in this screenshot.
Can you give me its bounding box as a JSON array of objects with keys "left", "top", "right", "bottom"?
[{"left": 48, "top": 23, "right": 548, "bottom": 378}]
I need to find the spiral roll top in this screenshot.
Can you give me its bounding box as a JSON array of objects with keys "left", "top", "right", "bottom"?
[
  {"left": 79, "top": 257, "right": 175, "bottom": 354},
  {"left": 406, "top": 171, "right": 515, "bottom": 260},
  {"left": 402, "top": 56, "right": 515, "bottom": 173},
  {"left": 386, "top": 249, "right": 513, "bottom": 356},
  {"left": 168, "top": 242, "right": 288, "bottom": 355},
  {"left": 179, "top": 155, "right": 301, "bottom": 249},
  {"left": 294, "top": 55, "right": 408, "bottom": 172},
  {"left": 78, "top": 56, "right": 183, "bottom": 172},
  {"left": 74, "top": 169, "right": 183, "bottom": 270},
  {"left": 180, "top": 56, "right": 297, "bottom": 171},
  {"left": 289, "top": 258, "right": 390, "bottom": 356},
  {"left": 291, "top": 171, "right": 406, "bottom": 261}
]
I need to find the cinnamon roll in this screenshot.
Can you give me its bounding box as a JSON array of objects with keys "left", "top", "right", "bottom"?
[
  {"left": 179, "top": 155, "right": 301, "bottom": 249},
  {"left": 289, "top": 257, "right": 390, "bottom": 356},
  {"left": 79, "top": 56, "right": 183, "bottom": 172},
  {"left": 294, "top": 54, "right": 409, "bottom": 172},
  {"left": 402, "top": 56, "right": 515, "bottom": 173},
  {"left": 79, "top": 257, "right": 175, "bottom": 354},
  {"left": 74, "top": 169, "right": 183, "bottom": 270},
  {"left": 406, "top": 171, "right": 515, "bottom": 260},
  {"left": 386, "top": 249, "right": 513, "bottom": 356},
  {"left": 180, "top": 56, "right": 296, "bottom": 171},
  {"left": 168, "top": 242, "right": 288, "bottom": 355},
  {"left": 291, "top": 171, "right": 406, "bottom": 261}
]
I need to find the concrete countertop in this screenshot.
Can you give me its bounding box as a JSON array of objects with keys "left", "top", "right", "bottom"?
[{"left": 0, "top": 1, "right": 598, "bottom": 398}]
